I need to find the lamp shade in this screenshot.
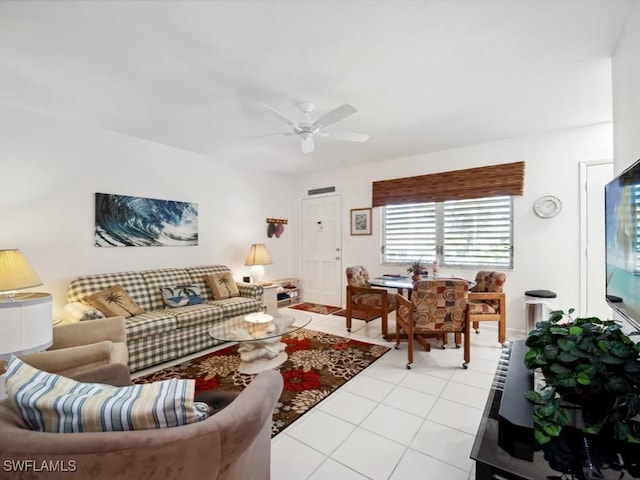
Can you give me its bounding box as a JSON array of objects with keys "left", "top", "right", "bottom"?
[
  {"left": 0, "top": 249, "right": 42, "bottom": 293},
  {"left": 244, "top": 244, "right": 273, "bottom": 266}
]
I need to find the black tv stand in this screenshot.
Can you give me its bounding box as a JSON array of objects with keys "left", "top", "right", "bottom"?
[{"left": 470, "top": 341, "right": 640, "bottom": 479}]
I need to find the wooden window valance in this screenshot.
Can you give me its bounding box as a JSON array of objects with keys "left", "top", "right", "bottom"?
[{"left": 372, "top": 161, "right": 524, "bottom": 207}]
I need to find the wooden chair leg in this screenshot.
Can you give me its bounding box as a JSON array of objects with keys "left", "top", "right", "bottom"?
[
  {"left": 472, "top": 320, "right": 479, "bottom": 332},
  {"left": 407, "top": 328, "right": 414, "bottom": 369},
  {"left": 463, "top": 317, "right": 471, "bottom": 368},
  {"left": 346, "top": 303, "right": 352, "bottom": 332},
  {"left": 498, "top": 311, "right": 506, "bottom": 345},
  {"left": 381, "top": 309, "right": 388, "bottom": 338}
]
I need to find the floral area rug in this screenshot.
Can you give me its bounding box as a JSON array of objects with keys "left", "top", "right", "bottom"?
[
  {"left": 133, "top": 328, "right": 390, "bottom": 437},
  {"left": 288, "top": 302, "right": 342, "bottom": 315}
]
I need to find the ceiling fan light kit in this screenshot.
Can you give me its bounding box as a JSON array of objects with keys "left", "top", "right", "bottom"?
[{"left": 258, "top": 101, "right": 369, "bottom": 153}]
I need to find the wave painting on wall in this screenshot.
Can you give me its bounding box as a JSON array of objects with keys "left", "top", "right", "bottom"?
[{"left": 95, "top": 193, "right": 198, "bottom": 247}]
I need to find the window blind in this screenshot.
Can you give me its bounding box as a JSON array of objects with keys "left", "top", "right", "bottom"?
[
  {"left": 372, "top": 161, "right": 524, "bottom": 207},
  {"left": 443, "top": 196, "right": 513, "bottom": 267},
  {"left": 382, "top": 196, "right": 513, "bottom": 268},
  {"left": 382, "top": 202, "right": 437, "bottom": 263}
]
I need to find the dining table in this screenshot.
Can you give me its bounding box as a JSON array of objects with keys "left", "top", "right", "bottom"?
[
  {"left": 367, "top": 275, "right": 476, "bottom": 299},
  {"left": 367, "top": 275, "right": 477, "bottom": 342}
]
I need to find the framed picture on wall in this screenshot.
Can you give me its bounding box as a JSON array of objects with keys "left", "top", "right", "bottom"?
[{"left": 350, "top": 208, "right": 372, "bottom": 236}]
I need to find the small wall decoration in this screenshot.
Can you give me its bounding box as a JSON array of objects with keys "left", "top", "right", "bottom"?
[
  {"left": 95, "top": 193, "right": 198, "bottom": 247},
  {"left": 267, "top": 218, "right": 287, "bottom": 238},
  {"left": 350, "top": 208, "right": 372, "bottom": 236}
]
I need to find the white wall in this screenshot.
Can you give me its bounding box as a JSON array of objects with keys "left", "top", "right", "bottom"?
[
  {"left": 1, "top": 87, "right": 619, "bottom": 331},
  {"left": 295, "top": 124, "right": 613, "bottom": 331},
  {"left": 0, "top": 105, "right": 296, "bottom": 319},
  {"left": 610, "top": 1, "right": 640, "bottom": 331},
  {"left": 613, "top": 1, "right": 640, "bottom": 172}
]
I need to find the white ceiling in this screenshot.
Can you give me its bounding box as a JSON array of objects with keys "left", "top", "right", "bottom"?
[{"left": 0, "top": 1, "right": 632, "bottom": 175}]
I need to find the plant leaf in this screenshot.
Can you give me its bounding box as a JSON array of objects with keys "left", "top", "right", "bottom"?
[
  {"left": 557, "top": 351, "right": 579, "bottom": 362},
  {"left": 610, "top": 341, "right": 632, "bottom": 358},
  {"left": 525, "top": 390, "right": 543, "bottom": 403},
  {"left": 556, "top": 376, "right": 577, "bottom": 388},
  {"left": 536, "top": 403, "right": 556, "bottom": 418},
  {"left": 569, "top": 325, "right": 583, "bottom": 336},
  {"left": 600, "top": 353, "right": 625, "bottom": 365},
  {"left": 576, "top": 371, "right": 591, "bottom": 385},
  {"left": 534, "top": 428, "right": 551, "bottom": 445},
  {"left": 584, "top": 424, "right": 601, "bottom": 435},
  {"left": 549, "top": 363, "right": 571, "bottom": 375},
  {"left": 550, "top": 326, "right": 569, "bottom": 335},
  {"left": 557, "top": 338, "right": 576, "bottom": 351}
]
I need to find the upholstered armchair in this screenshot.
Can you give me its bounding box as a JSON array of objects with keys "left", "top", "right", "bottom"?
[
  {"left": 468, "top": 270, "right": 506, "bottom": 345},
  {"left": 0, "top": 364, "right": 283, "bottom": 480},
  {"left": 395, "top": 279, "right": 470, "bottom": 369},
  {"left": 16, "top": 316, "right": 128, "bottom": 376},
  {"left": 345, "top": 266, "right": 397, "bottom": 338}
]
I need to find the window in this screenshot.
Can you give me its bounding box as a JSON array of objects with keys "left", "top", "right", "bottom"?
[{"left": 382, "top": 196, "right": 513, "bottom": 268}]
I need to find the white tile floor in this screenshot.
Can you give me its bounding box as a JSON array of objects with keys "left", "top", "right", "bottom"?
[
  {"left": 270, "top": 309, "right": 523, "bottom": 480},
  {"left": 134, "top": 308, "right": 523, "bottom": 480}
]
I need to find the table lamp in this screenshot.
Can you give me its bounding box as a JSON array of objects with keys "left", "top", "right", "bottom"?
[
  {"left": 0, "top": 249, "right": 53, "bottom": 397},
  {"left": 244, "top": 244, "right": 272, "bottom": 284}
]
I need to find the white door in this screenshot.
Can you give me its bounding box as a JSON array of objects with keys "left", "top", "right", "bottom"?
[
  {"left": 301, "top": 195, "right": 342, "bottom": 306},
  {"left": 580, "top": 161, "right": 613, "bottom": 319}
]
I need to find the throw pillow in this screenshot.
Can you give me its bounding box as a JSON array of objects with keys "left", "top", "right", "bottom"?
[
  {"left": 4, "top": 355, "right": 210, "bottom": 433},
  {"left": 84, "top": 284, "right": 144, "bottom": 318},
  {"left": 206, "top": 273, "right": 240, "bottom": 300},
  {"left": 161, "top": 284, "right": 203, "bottom": 308}
]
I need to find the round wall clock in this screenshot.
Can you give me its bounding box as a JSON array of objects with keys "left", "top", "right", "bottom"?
[{"left": 534, "top": 195, "right": 562, "bottom": 218}]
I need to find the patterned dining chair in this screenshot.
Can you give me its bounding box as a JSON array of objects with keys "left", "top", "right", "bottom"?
[
  {"left": 394, "top": 279, "right": 470, "bottom": 369},
  {"left": 468, "top": 270, "right": 507, "bottom": 345},
  {"left": 345, "top": 266, "right": 397, "bottom": 338}
]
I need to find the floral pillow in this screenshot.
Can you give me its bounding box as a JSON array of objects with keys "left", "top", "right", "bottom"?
[{"left": 161, "top": 284, "right": 203, "bottom": 308}]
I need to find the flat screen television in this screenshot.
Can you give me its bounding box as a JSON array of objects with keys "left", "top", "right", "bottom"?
[{"left": 605, "top": 158, "right": 640, "bottom": 329}]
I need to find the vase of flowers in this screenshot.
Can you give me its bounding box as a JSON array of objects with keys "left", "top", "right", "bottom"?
[{"left": 407, "top": 258, "right": 427, "bottom": 282}]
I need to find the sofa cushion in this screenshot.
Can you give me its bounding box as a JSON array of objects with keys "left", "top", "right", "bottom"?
[
  {"left": 5, "top": 356, "right": 210, "bottom": 433},
  {"left": 125, "top": 310, "right": 178, "bottom": 340},
  {"left": 207, "top": 296, "right": 263, "bottom": 318},
  {"left": 67, "top": 271, "right": 152, "bottom": 311},
  {"left": 141, "top": 268, "right": 193, "bottom": 311},
  {"left": 127, "top": 329, "right": 180, "bottom": 373},
  {"left": 170, "top": 303, "right": 224, "bottom": 329},
  {"left": 206, "top": 273, "right": 240, "bottom": 300},
  {"left": 85, "top": 285, "right": 145, "bottom": 318},
  {"left": 185, "top": 265, "right": 233, "bottom": 302},
  {"left": 161, "top": 284, "right": 204, "bottom": 308}
]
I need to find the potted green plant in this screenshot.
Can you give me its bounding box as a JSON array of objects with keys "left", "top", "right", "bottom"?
[
  {"left": 524, "top": 308, "right": 640, "bottom": 446},
  {"left": 407, "top": 258, "right": 427, "bottom": 281}
]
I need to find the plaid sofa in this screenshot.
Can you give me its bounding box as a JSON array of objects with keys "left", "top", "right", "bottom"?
[{"left": 61, "top": 265, "right": 263, "bottom": 372}]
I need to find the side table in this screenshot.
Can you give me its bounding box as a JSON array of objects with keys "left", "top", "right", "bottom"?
[{"left": 261, "top": 283, "right": 281, "bottom": 317}]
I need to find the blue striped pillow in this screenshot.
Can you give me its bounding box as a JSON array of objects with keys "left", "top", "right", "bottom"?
[{"left": 5, "top": 356, "right": 209, "bottom": 433}]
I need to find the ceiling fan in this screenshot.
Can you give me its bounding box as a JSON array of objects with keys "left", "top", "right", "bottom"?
[{"left": 257, "top": 102, "right": 369, "bottom": 153}]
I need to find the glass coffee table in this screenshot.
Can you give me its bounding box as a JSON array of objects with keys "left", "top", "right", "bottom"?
[{"left": 209, "top": 309, "right": 311, "bottom": 374}]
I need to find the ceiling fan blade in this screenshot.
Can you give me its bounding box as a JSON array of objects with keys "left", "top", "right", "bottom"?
[
  {"left": 323, "top": 131, "right": 370, "bottom": 142},
  {"left": 301, "top": 136, "right": 314, "bottom": 153},
  {"left": 313, "top": 104, "right": 357, "bottom": 128},
  {"left": 257, "top": 103, "right": 298, "bottom": 126}
]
